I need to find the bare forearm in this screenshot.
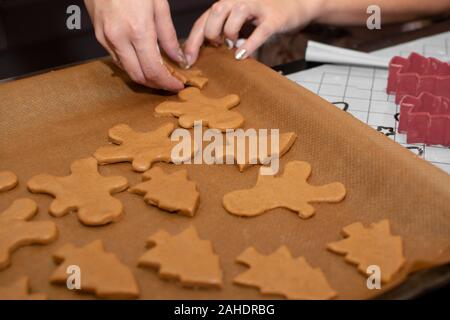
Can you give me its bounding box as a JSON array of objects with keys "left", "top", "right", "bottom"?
[{"left": 312, "top": 0, "right": 450, "bottom": 25}]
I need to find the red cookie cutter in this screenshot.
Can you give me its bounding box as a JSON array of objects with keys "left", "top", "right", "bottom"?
[
  {"left": 387, "top": 52, "right": 450, "bottom": 104},
  {"left": 398, "top": 92, "right": 450, "bottom": 146}
]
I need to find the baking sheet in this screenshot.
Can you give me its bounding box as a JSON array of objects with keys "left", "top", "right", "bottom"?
[{"left": 0, "top": 47, "right": 449, "bottom": 299}]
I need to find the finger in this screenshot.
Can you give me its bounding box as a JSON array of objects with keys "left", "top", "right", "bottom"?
[
  {"left": 93, "top": 25, "right": 120, "bottom": 65},
  {"left": 223, "top": 2, "right": 256, "bottom": 43},
  {"left": 113, "top": 41, "right": 147, "bottom": 85},
  {"left": 131, "top": 28, "right": 184, "bottom": 91},
  {"left": 183, "top": 10, "right": 209, "bottom": 66},
  {"left": 105, "top": 37, "right": 124, "bottom": 69},
  {"left": 154, "top": 0, "right": 185, "bottom": 64},
  {"left": 235, "top": 22, "right": 274, "bottom": 60},
  {"left": 204, "top": 1, "right": 233, "bottom": 44}
]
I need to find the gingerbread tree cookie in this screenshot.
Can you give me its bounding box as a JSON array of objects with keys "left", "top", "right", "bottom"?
[
  {"left": 27, "top": 157, "right": 128, "bottom": 226},
  {"left": 0, "top": 170, "right": 18, "bottom": 192},
  {"left": 0, "top": 277, "right": 47, "bottom": 300},
  {"left": 155, "top": 87, "right": 243, "bottom": 131},
  {"left": 223, "top": 161, "right": 346, "bottom": 219},
  {"left": 129, "top": 167, "right": 199, "bottom": 217},
  {"left": 165, "top": 59, "right": 208, "bottom": 89},
  {"left": 0, "top": 198, "right": 58, "bottom": 270},
  {"left": 327, "top": 219, "right": 405, "bottom": 283},
  {"left": 234, "top": 246, "right": 336, "bottom": 299},
  {"left": 94, "top": 123, "right": 192, "bottom": 172},
  {"left": 217, "top": 131, "right": 297, "bottom": 172},
  {"left": 50, "top": 240, "right": 139, "bottom": 299},
  {"left": 138, "top": 226, "right": 223, "bottom": 288}
]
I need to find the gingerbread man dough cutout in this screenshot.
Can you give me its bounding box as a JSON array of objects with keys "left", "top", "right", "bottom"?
[
  {"left": 0, "top": 277, "right": 47, "bottom": 300},
  {"left": 0, "top": 198, "right": 58, "bottom": 270},
  {"left": 129, "top": 167, "right": 200, "bottom": 217},
  {"left": 94, "top": 123, "right": 193, "bottom": 172},
  {"left": 155, "top": 87, "right": 243, "bottom": 131},
  {"left": 217, "top": 131, "right": 297, "bottom": 172},
  {"left": 223, "top": 161, "right": 346, "bottom": 219},
  {"left": 50, "top": 240, "right": 140, "bottom": 299},
  {"left": 138, "top": 226, "right": 223, "bottom": 288},
  {"left": 234, "top": 246, "right": 336, "bottom": 299},
  {"left": 165, "top": 59, "right": 208, "bottom": 89},
  {"left": 0, "top": 170, "right": 18, "bottom": 192},
  {"left": 27, "top": 157, "right": 128, "bottom": 226},
  {"left": 327, "top": 219, "right": 406, "bottom": 283}
]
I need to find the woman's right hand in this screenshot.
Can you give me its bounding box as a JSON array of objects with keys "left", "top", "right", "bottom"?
[{"left": 84, "top": 0, "right": 184, "bottom": 91}]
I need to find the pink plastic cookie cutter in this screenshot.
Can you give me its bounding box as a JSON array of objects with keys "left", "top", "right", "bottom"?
[
  {"left": 387, "top": 52, "right": 450, "bottom": 104},
  {"left": 398, "top": 92, "right": 450, "bottom": 146}
]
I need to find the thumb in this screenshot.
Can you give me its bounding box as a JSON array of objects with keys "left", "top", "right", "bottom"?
[
  {"left": 154, "top": 0, "right": 184, "bottom": 64},
  {"left": 184, "top": 11, "right": 209, "bottom": 67}
]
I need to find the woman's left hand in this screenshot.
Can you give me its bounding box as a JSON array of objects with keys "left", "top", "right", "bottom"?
[{"left": 183, "top": 0, "right": 320, "bottom": 65}]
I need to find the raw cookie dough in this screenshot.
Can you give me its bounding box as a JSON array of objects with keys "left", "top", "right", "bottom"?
[
  {"left": 129, "top": 167, "right": 200, "bottom": 217},
  {"left": 0, "top": 170, "right": 18, "bottom": 192},
  {"left": 27, "top": 157, "right": 128, "bottom": 226},
  {"left": 94, "top": 123, "right": 193, "bottom": 172},
  {"left": 217, "top": 131, "right": 297, "bottom": 172},
  {"left": 50, "top": 240, "right": 140, "bottom": 299},
  {"left": 327, "top": 219, "right": 406, "bottom": 283},
  {"left": 165, "top": 59, "right": 208, "bottom": 89},
  {"left": 138, "top": 226, "right": 223, "bottom": 288},
  {"left": 0, "top": 198, "right": 58, "bottom": 270},
  {"left": 155, "top": 87, "right": 243, "bottom": 131},
  {"left": 0, "top": 277, "right": 47, "bottom": 300},
  {"left": 234, "top": 246, "right": 337, "bottom": 299},
  {"left": 223, "top": 161, "right": 346, "bottom": 219}
]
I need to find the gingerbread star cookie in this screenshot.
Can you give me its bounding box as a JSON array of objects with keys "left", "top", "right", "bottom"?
[
  {"left": 217, "top": 131, "right": 297, "bottom": 172},
  {"left": 27, "top": 157, "right": 128, "bottom": 226},
  {"left": 0, "top": 277, "right": 47, "bottom": 300},
  {"left": 165, "top": 59, "right": 208, "bottom": 89},
  {"left": 0, "top": 198, "right": 58, "bottom": 270},
  {"left": 234, "top": 246, "right": 336, "bottom": 299},
  {"left": 138, "top": 226, "right": 223, "bottom": 288},
  {"left": 50, "top": 240, "right": 140, "bottom": 299},
  {"left": 129, "top": 167, "right": 200, "bottom": 217},
  {"left": 155, "top": 87, "right": 243, "bottom": 131},
  {"left": 0, "top": 170, "right": 18, "bottom": 192},
  {"left": 223, "top": 161, "right": 346, "bottom": 219},
  {"left": 94, "top": 123, "right": 193, "bottom": 172},
  {"left": 327, "top": 219, "right": 406, "bottom": 283}
]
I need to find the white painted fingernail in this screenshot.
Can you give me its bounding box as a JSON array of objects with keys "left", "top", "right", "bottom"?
[
  {"left": 235, "top": 49, "right": 247, "bottom": 60},
  {"left": 236, "top": 38, "right": 246, "bottom": 48},
  {"left": 225, "top": 38, "right": 234, "bottom": 49}
]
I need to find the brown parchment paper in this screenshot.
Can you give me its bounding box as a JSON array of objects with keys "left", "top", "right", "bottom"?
[{"left": 0, "top": 47, "right": 449, "bottom": 300}]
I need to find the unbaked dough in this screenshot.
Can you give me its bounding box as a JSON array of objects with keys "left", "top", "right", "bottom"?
[{"left": 223, "top": 161, "right": 346, "bottom": 219}]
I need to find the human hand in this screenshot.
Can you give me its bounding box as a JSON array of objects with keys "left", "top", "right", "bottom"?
[
  {"left": 84, "top": 0, "right": 185, "bottom": 91},
  {"left": 184, "top": 0, "right": 320, "bottom": 65}
]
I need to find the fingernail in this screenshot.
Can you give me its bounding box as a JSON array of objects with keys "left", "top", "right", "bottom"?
[
  {"left": 177, "top": 49, "right": 190, "bottom": 69},
  {"left": 185, "top": 54, "right": 193, "bottom": 68},
  {"left": 236, "top": 38, "right": 246, "bottom": 48},
  {"left": 235, "top": 48, "right": 247, "bottom": 60},
  {"left": 225, "top": 38, "right": 234, "bottom": 49}
]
